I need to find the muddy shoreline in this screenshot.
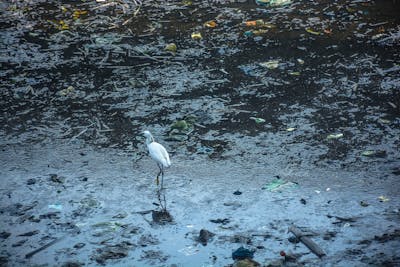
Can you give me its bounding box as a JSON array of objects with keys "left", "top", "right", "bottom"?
[{"left": 1, "top": 0, "right": 400, "bottom": 266}]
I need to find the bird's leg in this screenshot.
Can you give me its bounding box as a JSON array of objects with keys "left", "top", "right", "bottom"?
[
  {"left": 157, "top": 189, "right": 164, "bottom": 210},
  {"left": 162, "top": 191, "right": 167, "bottom": 212},
  {"left": 160, "top": 166, "right": 164, "bottom": 191},
  {"left": 156, "top": 164, "right": 162, "bottom": 186}
]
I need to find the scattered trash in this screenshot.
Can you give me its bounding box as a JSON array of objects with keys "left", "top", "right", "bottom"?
[
  {"left": 360, "top": 201, "right": 369, "bottom": 207},
  {"left": 263, "top": 179, "right": 297, "bottom": 192},
  {"left": 178, "top": 246, "right": 199, "bottom": 256},
  {"left": 244, "top": 29, "right": 268, "bottom": 37},
  {"left": 232, "top": 247, "right": 255, "bottom": 260},
  {"left": 164, "top": 43, "right": 177, "bottom": 53},
  {"left": 379, "top": 118, "right": 391, "bottom": 124},
  {"left": 286, "top": 127, "right": 296, "bottom": 132},
  {"left": 378, "top": 196, "right": 390, "bottom": 202},
  {"left": 250, "top": 117, "right": 266, "bottom": 124},
  {"left": 289, "top": 71, "right": 301, "bottom": 76},
  {"left": 59, "top": 86, "right": 75, "bottom": 96},
  {"left": 171, "top": 120, "right": 189, "bottom": 131},
  {"left": 48, "top": 204, "right": 63, "bottom": 211},
  {"left": 259, "top": 60, "right": 279, "bottom": 69},
  {"left": 243, "top": 20, "right": 265, "bottom": 27},
  {"left": 191, "top": 32, "right": 202, "bottom": 40},
  {"left": 204, "top": 20, "right": 217, "bottom": 28},
  {"left": 361, "top": 150, "right": 387, "bottom": 158},
  {"left": 255, "top": 0, "right": 292, "bottom": 7},
  {"left": 327, "top": 133, "right": 343, "bottom": 140}
]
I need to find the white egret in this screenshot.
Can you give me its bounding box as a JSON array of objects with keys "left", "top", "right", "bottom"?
[{"left": 143, "top": 130, "right": 171, "bottom": 189}]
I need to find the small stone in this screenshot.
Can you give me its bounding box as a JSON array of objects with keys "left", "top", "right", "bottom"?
[
  {"left": 74, "top": 243, "right": 86, "bottom": 249},
  {"left": 232, "top": 247, "right": 255, "bottom": 260},
  {"left": 50, "top": 174, "right": 65, "bottom": 183},
  {"left": 233, "top": 190, "right": 242, "bottom": 195},
  {"left": 198, "top": 229, "right": 215, "bottom": 246},
  {"left": 0, "top": 231, "right": 11, "bottom": 239},
  {"left": 27, "top": 178, "right": 36, "bottom": 185},
  {"left": 233, "top": 258, "right": 261, "bottom": 267}
]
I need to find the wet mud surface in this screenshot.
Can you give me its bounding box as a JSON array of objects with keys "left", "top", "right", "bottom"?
[{"left": 1, "top": 0, "right": 400, "bottom": 266}]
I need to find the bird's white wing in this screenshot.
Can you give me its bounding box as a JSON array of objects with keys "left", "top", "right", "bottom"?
[{"left": 148, "top": 142, "right": 171, "bottom": 167}]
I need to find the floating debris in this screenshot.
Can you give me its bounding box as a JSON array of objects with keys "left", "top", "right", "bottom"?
[
  {"left": 259, "top": 60, "right": 279, "bottom": 69},
  {"left": 263, "top": 179, "right": 297, "bottom": 192},
  {"left": 327, "top": 133, "right": 343, "bottom": 140}
]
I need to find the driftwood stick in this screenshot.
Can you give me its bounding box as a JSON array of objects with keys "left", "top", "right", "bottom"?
[
  {"left": 288, "top": 226, "right": 326, "bottom": 258},
  {"left": 25, "top": 235, "right": 66, "bottom": 259}
]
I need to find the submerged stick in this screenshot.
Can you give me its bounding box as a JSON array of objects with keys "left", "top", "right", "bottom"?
[
  {"left": 288, "top": 226, "right": 326, "bottom": 258},
  {"left": 25, "top": 235, "right": 66, "bottom": 259}
]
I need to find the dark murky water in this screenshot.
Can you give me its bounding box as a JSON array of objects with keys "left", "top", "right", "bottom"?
[{"left": 1, "top": 0, "right": 400, "bottom": 266}]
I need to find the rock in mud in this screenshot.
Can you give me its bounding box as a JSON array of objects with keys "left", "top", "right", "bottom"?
[
  {"left": 73, "top": 243, "right": 86, "bottom": 249},
  {"left": 233, "top": 258, "right": 261, "bottom": 267},
  {"left": 140, "top": 250, "right": 169, "bottom": 262},
  {"left": 198, "top": 229, "right": 215, "bottom": 246},
  {"left": 232, "top": 247, "right": 255, "bottom": 260},
  {"left": 138, "top": 234, "right": 160, "bottom": 247},
  {"left": 27, "top": 178, "right": 36, "bottom": 185},
  {"left": 0, "top": 232, "right": 11, "bottom": 239},
  {"left": 93, "top": 242, "right": 132, "bottom": 265}
]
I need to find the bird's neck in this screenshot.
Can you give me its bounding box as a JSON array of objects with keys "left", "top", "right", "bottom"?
[{"left": 145, "top": 135, "right": 154, "bottom": 145}]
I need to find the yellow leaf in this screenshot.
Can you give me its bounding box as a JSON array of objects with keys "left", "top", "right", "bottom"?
[
  {"left": 191, "top": 32, "right": 202, "bottom": 40},
  {"left": 306, "top": 28, "right": 321, "bottom": 35},
  {"left": 204, "top": 20, "right": 217, "bottom": 28},
  {"left": 165, "top": 43, "right": 177, "bottom": 53}
]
